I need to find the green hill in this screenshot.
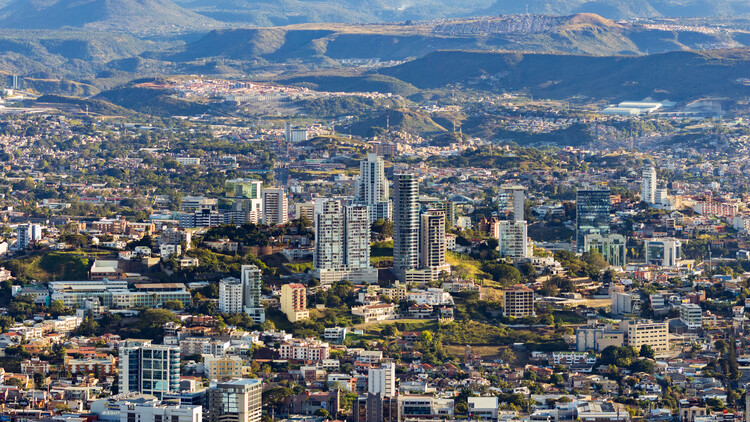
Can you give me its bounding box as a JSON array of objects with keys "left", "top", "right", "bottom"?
[
  {"left": 344, "top": 108, "right": 447, "bottom": 137},
  {"left": 95, "top": 85, "right": 209, "bottom": 117},
  {"left": 378, "top": 48, "right": 750, "bottom": 101}
]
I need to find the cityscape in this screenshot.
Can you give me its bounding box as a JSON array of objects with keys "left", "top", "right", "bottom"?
[{"left": 1, "top": 1, "right": 750, "bottom": 422}]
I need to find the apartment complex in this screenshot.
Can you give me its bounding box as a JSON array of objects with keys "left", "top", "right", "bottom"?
[
  {"left": 280, "top": 283, "right": 309, "bottom": 322},
  {"left": 118, "top": 340, "right": 180, "bottom": 399},
  {"left": 314, "top": 200, "right": 377, "bottom": 284},
  {"left": 501, "top": 284, "right": 535, "bottom": 317},
  {"left": 206, "top": 379, "right": 262, "bottom": 422},
  {"left": 262, "top": 187, "right": 288, "bottom": 225}
]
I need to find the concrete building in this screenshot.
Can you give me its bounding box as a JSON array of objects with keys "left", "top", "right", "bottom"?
[
  {"left": 502, "top": 284, "right": 535, "bottom": 317},
  {"left": 218, "top": 277, "right": 243, "bottom": 314},
  {"left": 419, "top": 210, "right": 448, "bottom": 272},
  {"left": 680, "top": 303, "right": 702, "bottom": 330},
  {"left": 584, "top": 234, "right": 627, "bottom": 267},
  {"left": 622, "top": 319, "right": 669, "bottom": 352},
  {"left": 16, "top": 223, "right": 42, "bottom": 250},
  {"left": 645, "top": 238, "right": 682, "bottom": 268},
  {"left": 575, "top": 325, "right": 625, "bottom": 352},
  {"left": 611, "top": 292, "right": 641, "bottom": 317},
  {"left": 468, "top": 397, "right": 499, "bottom": 421},
  {"left": 499, "top": 185, "right": 525, "bottom": 222},
  {"left": 204, "top": 355, "right": 243, "bottom": 381},
  {"left": 355, "top": 153, "right": 392, "bottom": 223},
  {"left": 280, "top": 283, "right": 309, "bottom": 322},
  {"left": 119, "top": 340, "right": 180, "bottom": 399},
  {"left": 262, "top": 187, "right": 288, "bottom": 225},
  {"left": 206, "top": 379, "right": 262, "bottom": 422},
  {"left": 399, "top": 395, "right": 454, "bottom": 420},
  {"left": 641, "top": 167, "right": 657, "bottom": 204},
  {"left": 241, "top": 265, "right": 265, "bottom": 323},
  {"left": 314, "top": 200, "right": 378, "bottom": 284},
  {"left": 368, "top": 363, "right": 396, "bottom": 398},
  {"left": 393, "top": 173, "right": 420, "bottom": 281},
  {"left": 498, "top": 220, "right": 529, "bottom": 259},
  {"left": 576, "top": 187, "right": 611, "bottom": 253},
  {"left": 119, "top": 398, "right": 201, "bottom": 422}
]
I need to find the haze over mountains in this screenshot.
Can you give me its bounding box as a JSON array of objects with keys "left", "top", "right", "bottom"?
[{"left": 0, "top": 0, "right": 748, "bottom": 31}]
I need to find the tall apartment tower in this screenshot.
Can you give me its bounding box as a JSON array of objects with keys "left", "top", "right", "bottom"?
[
  {"left": 498, "top": 220, "right": 529, "bottom": 258},
  {"left": 218, "top": 277, "right": 243, "bottom": 313},
  {"left": 368, "top": 362, "right": 396, "bottom": 398},
  {"left": 262, "top": 187, "right": 288, "bottom": 225},
  {"left": 641, "top": 166, "right": 657, "bottom": 204},
  {"left": 356, "top": 153, "right": 392, "bottom": 223},
  {"left": 241, "top": 264, "right": 265, "bottom": 323},
  {"left": 499, "top": 185, "right": 526, "bottom": 222},
  {"left": 420, "top": 210, "right": 447, "bottom": 269},
  {"left": 206, "top": 379, "right": 262, "bottom": 422},
  {"left": 314, "top": 200, "right": 345, "bottom": 270},
  {"left": 118, "top": 340, "right": 180, "bottom": 399},
  {"left": 314, "top": 200, "right": 377, "bottom": 284},
  {"left": 393, "top": 174, "right": 420, "bottom": 279},
  {"left": 576, "top": 186, "right": 612, "bottom": 253}
]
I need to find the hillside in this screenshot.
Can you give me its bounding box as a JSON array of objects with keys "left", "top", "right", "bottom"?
[
  {"left": 169, "top": 0, "right": 750, "bottom": 24},
  {"left": 378, "top": 48, "right": 750, "bottom": 101},
  {"left": 95, "top": 85, "right": 209, "bottom": 116},
  {"left": 0, "top": 0, "right": 219, "bottom": 32},
  {"left": 344, "top": 108, "right": 448, "bottom": 137}
]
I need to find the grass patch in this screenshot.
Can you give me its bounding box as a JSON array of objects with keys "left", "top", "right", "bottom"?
[
  {"left": 371, "top": 241, "right": 393, "bottom": 257},
  {"left": 552, "top": 310, "right": 587, "bottom": 324},
  {"left": 285, "top": 262, "right": 313, "bottom": 273},
  {"left": 446, "top": 251, "right": 491, "bottom": 281}
]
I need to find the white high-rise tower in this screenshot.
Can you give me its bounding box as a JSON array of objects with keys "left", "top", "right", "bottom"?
[
  {"left": 356, "top": 153, "right": 392, "bottom": 223},
  {"left": 641, "top": 167, "right": 657, "bottom": 204}
]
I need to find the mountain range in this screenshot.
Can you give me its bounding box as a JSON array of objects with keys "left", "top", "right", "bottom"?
[{"left": 0, "top": 0, "right": 748, "bottom": 32}]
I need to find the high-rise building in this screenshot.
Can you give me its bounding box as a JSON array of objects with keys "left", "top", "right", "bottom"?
[
  {"left": 641, "top": 167, "right": 657, "bottom": 204},
  {"left": 393, "top": 174, "right": 420, "bottom": 280},
  {"left": 498, "top": 220, "right": 529, "bottom": 258},
  {"left": 583, "top": 234, "right": 627, "bottom": 267},
  {"left": 419, "top": 210, "right": 447, "bottom": 270},
  {"left": 241, "top": 265, "right": 265, "bottom": 323},
  {"left": 501, "top": 284, "right": 535, "bottom": 317},
  {"left": 218, "top": 277, "right": 243, "bottom": 314},
  {"left": 118, "top": 340, "right": 180, "bottom": 399},
  {"left": 16, "top": 224, "right": 42, "bottom": 250},
  {"left": 368, "top": 363, "right": 396, "bottom": 398},
  {"left": 576, "top": 187, "right": 611, "bottom": 253},
  {"left": 499, "top": 186, "right": 525, "bottom": 222},
  {"left": 644, "top": 238, "right": 682, "bottom": 268},
  {"left": 280, "top": 283, "right": 309, "bottom": 322},
  {"left": 314, "top": 201, "right": 377, "bottom": 284},
  {"left": 262, "top": 187, "right": 288, "bottom": 226},
  {"left": 356, "top": 153, "right": 392, "bottom": 223},
  {"left": 206, "top": 379, "right": 262, "bottom": 422}
]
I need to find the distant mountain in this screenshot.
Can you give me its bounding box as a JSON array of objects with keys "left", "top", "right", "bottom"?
[
  {"left": 377, "top": 48, "right": 750, "bottom": 101},
  {"left": 168, "top": 0, "right": 750, "bottom": 25},
  {"left": 0, "top": 0, "right": 219, "bottom": 32}
]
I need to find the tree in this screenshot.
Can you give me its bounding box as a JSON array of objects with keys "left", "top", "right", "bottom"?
[
  {"left": 640, "top": 344, "right": 655, "bottom": 359},
  {"left": 163, "top": 300, "right": 184, "bottom": 310}
]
